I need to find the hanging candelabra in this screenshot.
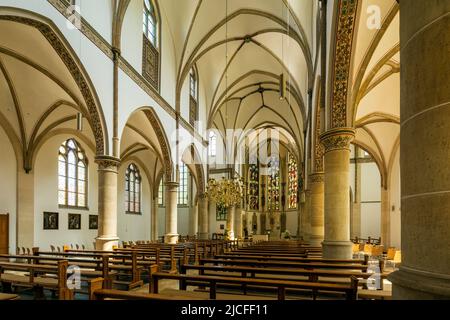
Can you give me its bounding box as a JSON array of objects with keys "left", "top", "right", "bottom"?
[{"left": 206, "top": 177, "right": 243, "bottom": 208}]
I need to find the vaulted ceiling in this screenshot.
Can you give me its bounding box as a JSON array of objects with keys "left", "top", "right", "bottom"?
[
  {"left": 159, "top": 0, "right": 316, "bottom": 159},
  {"left": 349, "top": 0, "right": 399, "bottom": 187},
  {"left": 0, "top": 19, "right": 97, "bottom": 170}
]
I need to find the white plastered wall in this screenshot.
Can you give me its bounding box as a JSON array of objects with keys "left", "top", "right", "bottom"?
[
  {"left": 0, "top": 125, "right": 17, "bottom": 254},
  {"left": 33, "top": 134, "right": 98, "bottom": 251}
]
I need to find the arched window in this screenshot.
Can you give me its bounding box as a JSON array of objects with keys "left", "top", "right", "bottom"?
[
  {"left": 189, "top": 67, "right": 199, "bottom": 126},
  {"left": 125, "top": 163, "right": 141, "bottom": 214},
  {"left": 247, "top": 163, "right": 259, "bottom": 210},
  {"left": 143, "top": 0, "right": 157, "bottom": 47},
  {"left": 190, "top": 68, "right": 198, "bottom": 100},
  {"left": 209, "top": 131, "right": 217, "bottom": 157},
  {"left": 267, "top": 157, "right": 280, "bottom": 211},
  {"left": 288, "top": 153, "right": 298, "bottom": 209},
  {"left": 178, "top": 163, "right": 189, "bottom": 205},
  {"left": 158, "top": 177, "right": 164, "bottom": 206},
  {"left": 58, "top": 139, "right": 88, "bottom": 208}
]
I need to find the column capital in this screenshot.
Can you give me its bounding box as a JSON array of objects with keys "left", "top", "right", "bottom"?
[
  {"left": 164, "top": 181, "right": 179, "bottom": 188},
  {"left": 198, "top": 193, "right": 208, "bottom": 200},
  {"left": 95, "top": 155, "right": 120, "bottom": 170},
  {"left": 320, "top": 128, "right": 355, "bottom": 153},
  {"left": 309, "top": 172, "right": 324, "bottom": 184}
]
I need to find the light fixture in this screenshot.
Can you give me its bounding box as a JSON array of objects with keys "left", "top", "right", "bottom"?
[
  {"left": 76, "top": 112, "right": 83, "bottom": 131},
  {"left": 206, "top": 177, "right": 243, "bottom": 208}
]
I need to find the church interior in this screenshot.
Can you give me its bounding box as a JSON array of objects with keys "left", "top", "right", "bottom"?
[{"left": 0, "top": 0, "right": 449, "bottom": 302}]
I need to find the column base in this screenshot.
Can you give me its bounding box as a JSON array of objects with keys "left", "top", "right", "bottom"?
[
  {"left": 389, "top": 266, "right": 450, "bottom": 299},
  {"left": 164, "top": 233, "right": 179, "bottom": 244},
  {"left": 322, "top": 240, "right": 353, "bottom": 259},
  {"left": 197, "top": 232, "right": 209, "bottom": 240},
  {"left": 309, "top": 235, "right": 324, "bottom": 247},
  {"left": 96, "top": 236, "right": 119, "bottom": 251}
]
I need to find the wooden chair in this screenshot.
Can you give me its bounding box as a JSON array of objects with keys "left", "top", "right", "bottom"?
[
  {"left": 363, "top": 244, "right": 373, "bottom": 256},
  {"left": 386, "top": 247, "right": 396, "bottom": 260},
  {"left": 371, "top": 245, "right": 384, "bottom": 258},
  {"left": 393, "top": 250, "right": 402, "bottom": 266}
]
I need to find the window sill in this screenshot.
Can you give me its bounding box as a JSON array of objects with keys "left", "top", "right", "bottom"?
[
  {"left": 58, "top": 205, "right": 89, "bottom": 211},
  {"left": 125, "top": 211, "right": 142, "bottom": 215}
]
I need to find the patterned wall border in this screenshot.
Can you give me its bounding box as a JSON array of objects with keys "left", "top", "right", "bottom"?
[
  {"left": 144, "top": 109, "right": 173, "bottom": 181},
  {"left": 0, "top": 15, "right": 106, "bottom": 156},
  {"left": 330, "top": 0, "right": 359, "bottom": 128}
]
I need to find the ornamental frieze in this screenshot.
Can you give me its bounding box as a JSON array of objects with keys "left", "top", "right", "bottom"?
[{"left": 331, "top": 0, "right": 359, "bottom": 128}]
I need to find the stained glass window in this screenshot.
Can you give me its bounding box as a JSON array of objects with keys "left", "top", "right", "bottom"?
[
  {"left": 247, "top": 163, "right": 259, "bottom": 210},
  {"left": 267, "top": 157, "right": 280, "bottom": 211},
  {"left": 216, "top": 203, "right": 227, "bottom": 221},
  {"left": 143, "top": 0, "right": 157, "bottom": 47},
  {"left": 288, "top": 153, "right": 298, "bottom": 209},
  {"left": 58, "top": 139, "right": 87, "bottom": 208},
  {"left": 125, "top": 164, "right": 141, "bottom": 213}
]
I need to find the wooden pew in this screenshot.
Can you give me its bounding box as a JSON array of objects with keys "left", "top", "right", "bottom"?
[
  {"left": 150, "top": 272, "right": 359, "bottom": 300},
  {"left": 200, "top": 258, "right": 370, "bottom": 272},
  {"left": 0, "top": 293, "right": 19, "bottom": 300},
  {"left": 180, "top": 263, "right": 389, "bottom": 292},
  {"left": 215, "top": 254, "right": 368, "bottom": 265},
  {"left": 30, "top": 250, "right": 144, "bottom": 290},
  {"left": 0, "top": 259, "right": 73, "bottom": 300}
]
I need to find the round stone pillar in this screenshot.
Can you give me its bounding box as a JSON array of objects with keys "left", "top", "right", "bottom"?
[
  {"left": 389, "top": 0, "right": 450, "bottom": 299},
  {"left": 226, "top": 206, "right": 236, "bottom": 240},
  {"left": 320, "top": 128, "right": 355, "bottom": 259},
  {"left": 189, "top": 201, "right": 199, "bottom": 236},
  {"left": 302, "top": 189, "right": 311, "bottom": 241},
  {"left": 164, "top": 182, "right": 179, "bottom": 244},
  {"left": 95, "top": 156, "right": 120, "bottom": 251},
  {"left": 197, "top": 194, "right": 209, "bottom": 240},
  {"left": 151, "top": 196, "right": 158, "bottom": 241},
  {"left": 380, "top": 187, "right": 390, "bottom": 248},
  {"left": 309, "top": 173, "right": 324, "bottom": 246}
]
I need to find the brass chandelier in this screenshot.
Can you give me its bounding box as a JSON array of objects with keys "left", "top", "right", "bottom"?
[{"left": 206, "top": 177, "right": 243, "bottom": 208}]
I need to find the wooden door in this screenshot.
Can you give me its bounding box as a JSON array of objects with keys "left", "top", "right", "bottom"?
[{"left": 0, "top": 214, "right": 9, "bottom": 254}]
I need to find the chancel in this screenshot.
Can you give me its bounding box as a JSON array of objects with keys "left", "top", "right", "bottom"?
[{"left": 0, "top": 0, "right": 448, "bottom": 303}]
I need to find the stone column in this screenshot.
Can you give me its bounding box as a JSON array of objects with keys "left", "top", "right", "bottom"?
[
  {"left": 309, "top": 173, "right": 324, "bottom": 246},
  {"left": 380, "top": 187, "right": 390, "bottom": 248},
  {"left": 235, "top": 207, "right": 243, "bottom": 239},
  {"left": 189, "top": 201, "right": 199, "bottom": 237},
  {"left": 226, "top": 206, "right": 236, "bottom": 240},
  {"left": 297, "top": 192, "right": 306, "bottom": 239},
  {"left": 151, "top": 196, "right": 158, "bottom": 241},
  {"left": 164, "top": 182, "right": 179, "bottom": 244},
  {"left": 95, "top": 156, "right": 120, "bottom": 251},
  {"left": 197, "top": 194, "right": 209, "bottom": 240},
  {"left": 351, "top": 152, "right": 362, "bottom": 239},
  {"left": 389, "top": 1, "right": 450, "bottom": 299},
  {"left": 320, "top": 128, "right": 355, "bottom": 259},
  {"left": 302, "top": 189, "right": 311, "bottom": 241},
  {"left": 17, "top": 170, "right": 34, "bottom": 249}
]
